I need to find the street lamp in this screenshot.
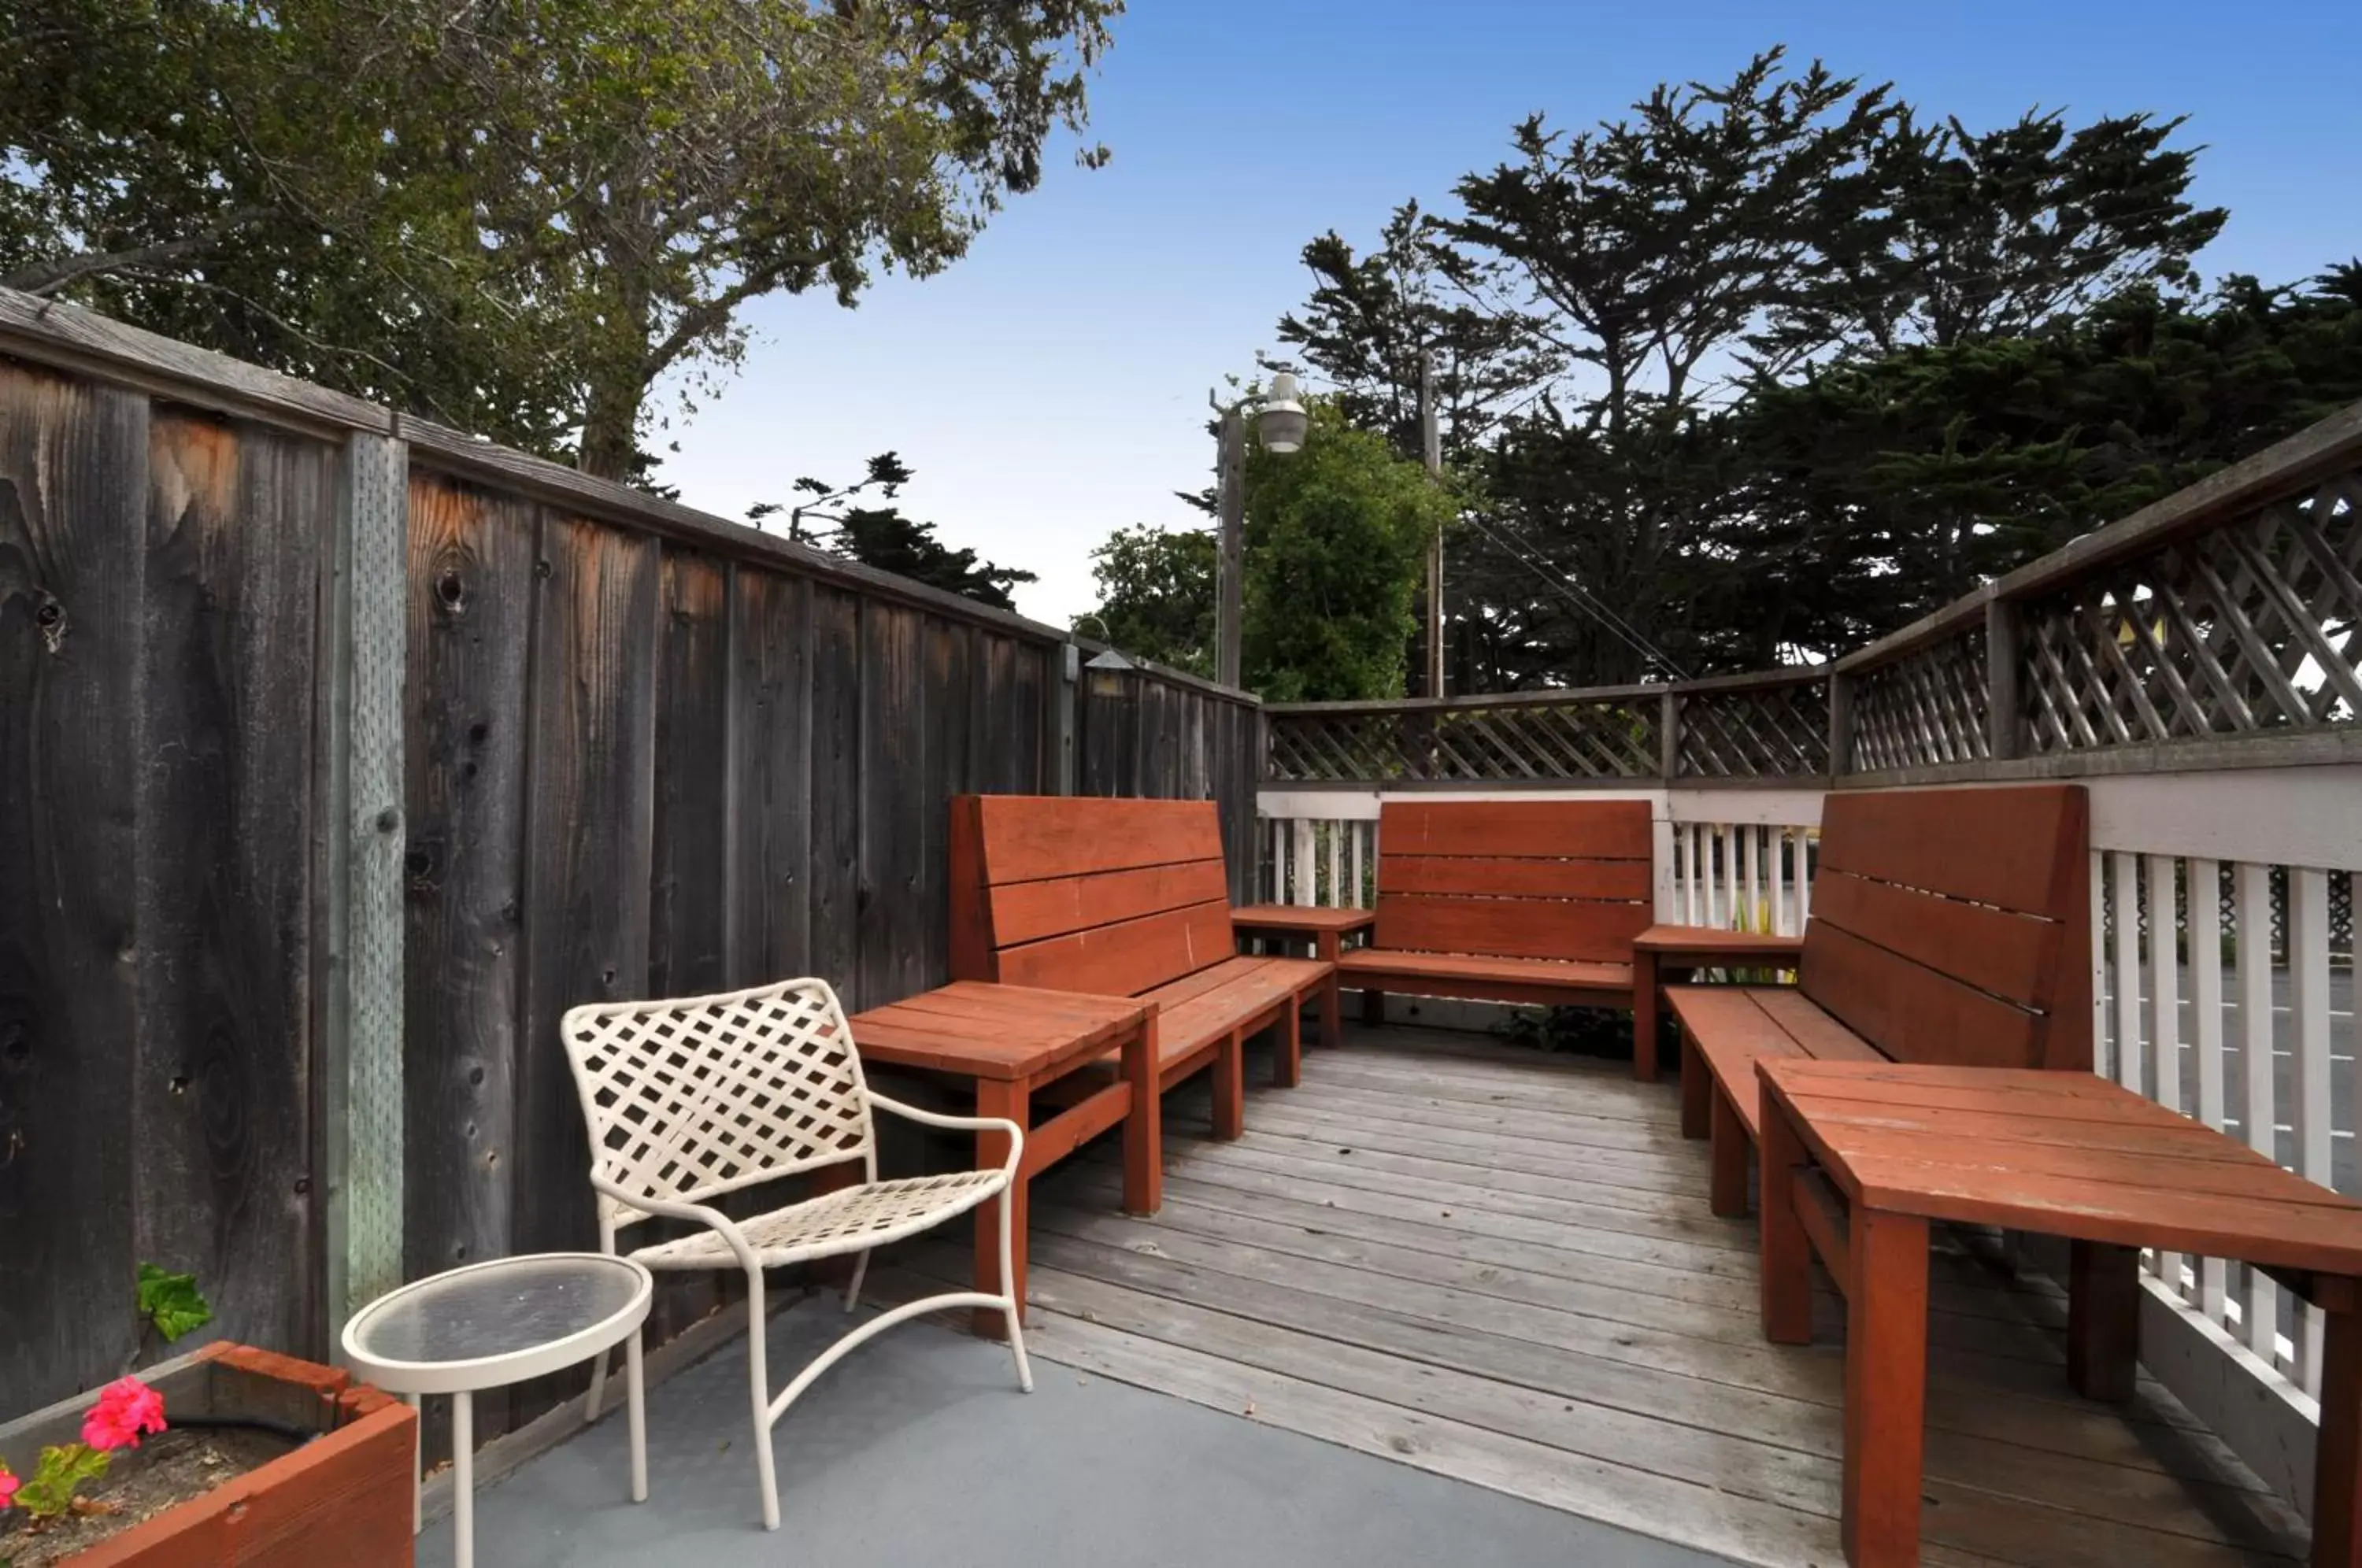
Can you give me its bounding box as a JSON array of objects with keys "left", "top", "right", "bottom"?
[{"left": 1212, "top": 372, "right": 1309, "bottom": 687}]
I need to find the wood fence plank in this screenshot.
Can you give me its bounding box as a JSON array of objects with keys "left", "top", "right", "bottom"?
[
  {"left": 0, "top": 364, "right": 148, "bottom": 1412},
  {"left": 398, "top": 472, "right": 535, "bottom": 1460},
  {"left": 806, "top": 587, "right": 862, "bottom": 998},
  {"left": 649, "top": 549, "right": 731, "bottom": 999},
  {"left": 510, "top": 513, "right": 659, "bottom": 1425},
  {"left": 919, "top": 617, "right": 973, "bottom": 989},
  {"left": 135, "top": 411, "right": 328, "bottom": 1366},
  {"left": 727, "top": 566, "right": 812, "bottom": 986},
  {"left": 857, "top": 603, "right": 924, "bottom": 1008}
]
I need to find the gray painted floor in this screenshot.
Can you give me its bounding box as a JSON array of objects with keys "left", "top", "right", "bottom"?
[{"left": 419, "top": 1292, "right": 1736, "bottom": 1568}]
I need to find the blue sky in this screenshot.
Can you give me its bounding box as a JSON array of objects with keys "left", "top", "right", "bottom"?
[{"left": 656, "top": 1, "right": 2362, "bottom": 626}]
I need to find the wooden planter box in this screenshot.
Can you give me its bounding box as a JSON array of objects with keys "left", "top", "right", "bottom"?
[{"left": 0, "top": 1344, "right": 415, "bottom": 1567}]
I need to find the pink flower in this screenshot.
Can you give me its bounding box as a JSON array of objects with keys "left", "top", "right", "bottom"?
[
  {"left": 82, "top": 1377, "right": 167, "bottom": 1452},
  {"left": 0, "top": 1461, "right": 19, "bottom": 1510}
]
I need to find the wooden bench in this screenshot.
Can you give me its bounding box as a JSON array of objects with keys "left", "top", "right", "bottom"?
[
  {"left": 1668, "top": 784, "right": 2091, "bottom": 1218},
  {"left": 948, "top": 794, "right": 1331, "bottom": 1140},
  {"left": 1339, "top": 798, "right": 1656, "bottom": 1025}
]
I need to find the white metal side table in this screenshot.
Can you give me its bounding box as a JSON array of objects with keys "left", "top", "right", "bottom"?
[{"left": 342, "top": 1252, "right": 653, "bottom": 1568}]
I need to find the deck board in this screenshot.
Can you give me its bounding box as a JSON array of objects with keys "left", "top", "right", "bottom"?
[{"left": 898, "top": 1026, "right": 2312, "bottom": 1566}]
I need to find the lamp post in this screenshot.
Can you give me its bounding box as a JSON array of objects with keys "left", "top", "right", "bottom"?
[{"left": 1212, "top": 372, "right": 1308, "bottom": 689}]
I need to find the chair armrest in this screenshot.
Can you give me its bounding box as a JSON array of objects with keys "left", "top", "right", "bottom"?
[
  {"left": 591, "top": 1176, "right": 764, "bottom": 1273},
  {"left": 864, "top": 1090, "right": 1025, "bottom": 1179}
]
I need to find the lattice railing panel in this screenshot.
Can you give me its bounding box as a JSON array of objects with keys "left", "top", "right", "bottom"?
[
  {"left": 1264, "top": 697, "right": 1658, "bottom": 782},
  {"left": 2021, "top": 476, "right": 2362, "bottom": 753},
  {"left": 1676, "top": 679, "right": 1830, "bottom": 778},
  {"left": 1850, "top": 626, "right": 1990, "bottom": 772},
  {"left": 1264, "top": 710, "right": 1413, "bottom": 781}
]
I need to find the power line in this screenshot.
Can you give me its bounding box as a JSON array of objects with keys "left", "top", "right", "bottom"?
[
  {"left": 1460, "top": 512, "right": 1690, "bottom": 680},
  {"left": 1481, "top": 512, "right": 1673, "bottom": 668}
]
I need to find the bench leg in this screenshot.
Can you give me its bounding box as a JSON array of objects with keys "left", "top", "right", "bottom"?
[
  {"left": 1275, "top": 1002, "right": 1303, "bottom": 1089},
  {"left": 1631, "top": 950, "right": 1660, "bottom": 1082},
  {"left": 1679, "top": 1029, "right": 1710, "bottom": 1141},
  {"left": 2316, "top": 1306, "right": 2362, "bottom": 1568},
  {"left": 1120, "top": 1018, "right": 1162, "bottom": 1218},
  {"left": 1361, "top": 988, "right": 1385, "bottom": 1026},
  {"left": 973, "top": 1077, "right": 1029, "bottom": 1339},
  {"left": 1709, "top": 1082, "right": 1751, "bottom": 1218},
  {"left": 2067, "top": 1239, "right": 2140, "bottom": 1402},
  {"left": 1317, "top": 932, "right": 1342, "bottom": 1048},
  {"left": 1842, "top": 1208, "right": 1931, "bottom": 1568},
  {"left": 1212, "top": 1030, "right": 1246, "bottom": 1141},
  {"left": 1759, "top": 1099, "right": 1814, "bottom": 1345}
]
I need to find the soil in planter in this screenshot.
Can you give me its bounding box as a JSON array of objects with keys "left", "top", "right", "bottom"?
[{"left": 1, "top": 1425, "right": 300, "bottom": 1566}]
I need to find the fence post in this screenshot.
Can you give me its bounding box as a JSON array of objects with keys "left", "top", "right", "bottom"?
[
  {"left": 1050, "top": 640, "right": 1078, "bottom": 794},
  {"left": 1827, "top": 669, "right": 1854, "bottom": 778},
  {"left": 1986, "top": 597, "right": 2023, "bottom": 760},
  {"left": 321, "top": 429, "right": 407, "bottom": 1339},
  {"left": 1658, "top": 689, "right": 1681, "bottom": 782}
]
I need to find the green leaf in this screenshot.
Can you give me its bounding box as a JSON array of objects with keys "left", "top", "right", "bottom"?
[
  {"left": 13, "top": 1444, "right": 111, "bottom": 1519},
  {"left": 136, "top": 1263, "right": 213, "bottom": 1343}
]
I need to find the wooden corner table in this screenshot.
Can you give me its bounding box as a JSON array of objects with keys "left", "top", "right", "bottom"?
[
  {"left": 1631, "top": 925, "right": 1805, "bottom": 1085},
  {"left": 848, "top": 982, "right": 1160, "bottom": 1336},
  {"left": 1756, "top": 1057, "right": 2362, "bottom": 1567},
  {"left": 1229, "top": 904, "right": 1372, "bottom": 1049}
]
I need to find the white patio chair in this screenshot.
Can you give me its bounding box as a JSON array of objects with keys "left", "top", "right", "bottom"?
[{"left": 561, "top": 976, "right": 1032, "bottom": 1530}]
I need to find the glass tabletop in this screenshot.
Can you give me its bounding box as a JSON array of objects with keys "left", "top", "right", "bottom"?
[{"left": 349, "top": 1254, "right": 646, "bottom": 1368}]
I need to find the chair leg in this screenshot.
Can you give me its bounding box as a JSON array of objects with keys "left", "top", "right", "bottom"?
[
  {"left": 744, "top": 1266, "right": 782, "bottom": 1532},
  {"left": 843, "top": 1249, "right": 871, "bottom": 1315},
  {"left": 625, "top": 1326, "right": 648, "bottom": 1504},
  {"left": 998, "top": 1175, "right": 1035, "bottom": 1394}
]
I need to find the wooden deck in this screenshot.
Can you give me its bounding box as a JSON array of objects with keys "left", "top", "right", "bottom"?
[{"left": 894, "top": 1026, "right": 2311, "bottom": 1568}]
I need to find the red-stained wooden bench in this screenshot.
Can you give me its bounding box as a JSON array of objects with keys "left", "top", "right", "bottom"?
[
  {"left": 1667, "top": 784, "right": 2092, "bottom": 1217},
  {"left": 948, "top": 795, "right": 1331, "bottom": 1140},
  {"left": 1339, "top": 798, "right": 1657, "bottom": 1026}
]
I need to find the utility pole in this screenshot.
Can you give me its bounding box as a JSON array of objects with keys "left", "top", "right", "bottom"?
[
  {"left": 1420, "top": 349, "right": 1446, "bottom": 699},
  {"left": 1214, "top": 404, "right": 1247, "bottom": 689}
]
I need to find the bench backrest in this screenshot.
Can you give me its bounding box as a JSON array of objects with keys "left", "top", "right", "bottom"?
[
  {"left": 1801, "top": 785, "right": 2091, "bottom": 1072},
  {"left": 1373, "top": 799, "right": 1655, "bottom": 964},
  {"left": 948, "top": 794, "right": 1237, "bottom": 997}
]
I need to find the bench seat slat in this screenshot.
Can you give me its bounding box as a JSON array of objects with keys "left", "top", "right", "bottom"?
[
  {"left": 1670, "top": 986, "right": 1879, "bottom": 1141},
  {"left": 1143, "top": 958, "right": 1326, "bottom": 1056}
]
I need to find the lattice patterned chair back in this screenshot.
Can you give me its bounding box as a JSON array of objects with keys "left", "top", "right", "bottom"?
[{"left": 561, "top": 978, "right": 876, "bottom": 1230}]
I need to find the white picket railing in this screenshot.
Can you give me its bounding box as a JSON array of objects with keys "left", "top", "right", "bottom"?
[
  {"left": 2082, "top": 766, "right": 2360, "bottom": 1509},
  {"left": 1670, "top": 822, "right": 1818, "bottom": 936}
]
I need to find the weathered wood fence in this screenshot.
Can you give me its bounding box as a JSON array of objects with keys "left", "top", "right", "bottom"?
[{"left": 0, "top": 289, "right": 1262, "bottom": 1424}]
